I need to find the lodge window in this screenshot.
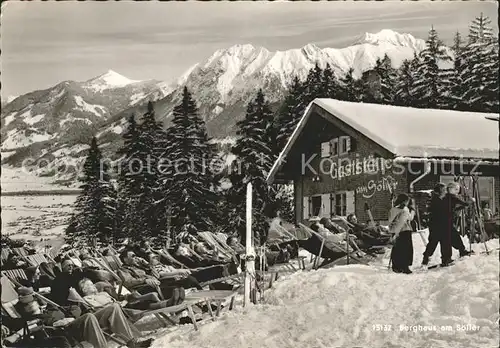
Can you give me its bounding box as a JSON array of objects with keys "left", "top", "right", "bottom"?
[
  {"left": 339, "top": 136, "right": 351, "bottom": 155},
  {"left": 311, "top": 195, "right": 322, "bottom": 216},
  {"left": 321, "top": 142, "right": 331, "bottom": 158},
  {"left": 334, "top": 192, "right": 347, "bottom": 216},
  {"left": 330, "top": 138, "right": 339, "bottom": 157}
]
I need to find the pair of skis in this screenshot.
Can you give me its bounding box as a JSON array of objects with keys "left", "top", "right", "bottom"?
[{"left": 414, "top": 247, "right": 498, "bottom": 272}]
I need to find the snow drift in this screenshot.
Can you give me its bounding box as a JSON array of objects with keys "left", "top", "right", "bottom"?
[{"left": 154, "top": 232, "right": 499, "bottom": 348}]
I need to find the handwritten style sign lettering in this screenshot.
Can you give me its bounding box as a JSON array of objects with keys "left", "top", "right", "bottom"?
[
  {"left": 356, "top": 176, "right": 398, "bottom": 199},
  {"left": 330, "top": 156, "right": 392, "bottom": 180}
]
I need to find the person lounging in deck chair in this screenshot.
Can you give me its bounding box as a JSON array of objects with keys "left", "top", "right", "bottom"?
[
  {"left": 118, "top": 250, "right": 188, "bottom": 301},
  {"left": 14, "top": 286, "right": 153, "bottom": 348},
  {"left": 297, "top": 227, "right": 345, "bottom": 267},
  {"left": 346, "top": 214, "right": 391, "bottom": 247}
]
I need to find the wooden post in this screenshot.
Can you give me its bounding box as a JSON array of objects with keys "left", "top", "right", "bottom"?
[{"left": 244, "top": 183, "right": 255, "bottom": 307}]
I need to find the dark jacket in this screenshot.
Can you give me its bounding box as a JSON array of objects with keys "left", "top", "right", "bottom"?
[
  {"left": 428, "top": 192, "right": 444, "bottom": 228},
  {"left": 50, "top": 271, "right": 83, "bottom": 306}
]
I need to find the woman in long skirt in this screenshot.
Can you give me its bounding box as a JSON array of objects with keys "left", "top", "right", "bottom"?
[{"left": 388, "top": 193, "right": 415, "bottom": 274}]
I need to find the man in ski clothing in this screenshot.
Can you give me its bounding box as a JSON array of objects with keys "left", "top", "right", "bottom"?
[
  {"left": 438, "top": 182, "right": 473, "bottom": 266},
  {"left": 422, "top": 183, "right": 446, "bottom": 265}
]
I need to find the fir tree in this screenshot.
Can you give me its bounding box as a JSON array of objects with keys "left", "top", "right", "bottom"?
[
  {"left": 461, "top": 13, "right": 499, "bottom": 112},
  {"left": 411, "top": 26, "right": 453, "bottom": 109},
  {"left": 374, "top": 54, "right": 397, "bottom": 104},
  {"left": 228, "top": 90, "right": 276, "bottom": 245},
  {"left": 66, "top": 137, "right": 117, "bottom": 245},
  {"left": 159, "top": 87, "right": 221, "bottom": 234},
  {"left": 321, "top": 63, "right": 339, "bottom": 99},
  {"left": 303, "top": 62, "right": 324, "bottom": 103},
  {"left": 132, "top": 101, "right": 166, "bottom": 239},
  {"left": 394, "top": 56, "right": 418, "bottom": 107},
  {"left": 339, "top": 68, "right": 362, "bottom": 102},
  {"left": 115, "top": 114, "right": 143, "bottom": 240},
  {"left": 275, "top": 76, "right": 306, "bottom": 151},
  {"left": 449, "top": 32, "right": 467, "bottom": 110}
]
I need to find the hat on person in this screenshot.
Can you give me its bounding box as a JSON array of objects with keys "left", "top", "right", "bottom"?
[{"left": 17, "top": 287, "right": 35, "bottom": 304}]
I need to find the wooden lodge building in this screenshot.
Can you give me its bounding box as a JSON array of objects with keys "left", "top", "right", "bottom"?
[{"left": 267, "top": 99, "right": 500, "bottom": 225}]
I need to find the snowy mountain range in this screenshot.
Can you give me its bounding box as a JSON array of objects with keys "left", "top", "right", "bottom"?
[{"left": 1, "top": 30, "right": 430, "bottom": 183}]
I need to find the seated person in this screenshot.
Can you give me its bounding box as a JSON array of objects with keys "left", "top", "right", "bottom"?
[
  {"left": 77, "top": 277, "right": 184, "bottom": 311},
  {"left": 346, "top": 214, "right": 390, "bottom": 246},
  {"left": 14, "top": 286, "right": 153, "bottom": 348},
  {"left": 118, "top": 250, "right": 193, "bottom": 299},
  {"left": 310, "top": 221, "right": 354, "bottom": 253},
  {"left": 226, "top": 236, "right": 245, "bottom": 254},
  {"left": 148, "top": 253, "right": 194, "bottom": 280},
  {"left": 2, "top": 323, "right": 72, "bottom": 348},
  {"left": 18, "top": 266, "right": 43, "bottom": 291},
  {"left": 3, "top": 254, "right": 27, "bottom": 271}
]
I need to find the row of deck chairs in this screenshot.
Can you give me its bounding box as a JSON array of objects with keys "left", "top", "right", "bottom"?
[{"left": 1, "top": 242, "right": 241, "bottom": 340}]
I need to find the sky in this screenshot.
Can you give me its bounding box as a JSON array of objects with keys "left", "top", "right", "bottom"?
[{"left": 1, "top": 0, "right": 498, "bottom": 98}]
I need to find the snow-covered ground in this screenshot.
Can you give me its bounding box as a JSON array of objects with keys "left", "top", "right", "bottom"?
[
  {"left": 153, "top": 232, "right": 499, "bottom": 348},
  {"left": 1, "top": 195, "right": 76, "bottom": 242},
  {"left": 1, "top": 166, "right": 79, "bottom": 192},
  {"left": 1, "top": 166, "right": 77, "bottom": 245}
]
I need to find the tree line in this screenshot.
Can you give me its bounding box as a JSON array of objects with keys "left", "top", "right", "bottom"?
[{"left": 65, "top": 14, "right": 498, "bottom": 246}]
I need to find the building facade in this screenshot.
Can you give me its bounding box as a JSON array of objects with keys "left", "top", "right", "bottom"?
[{"left": 268, "top": 99, "right": 499, "bottom": 225}]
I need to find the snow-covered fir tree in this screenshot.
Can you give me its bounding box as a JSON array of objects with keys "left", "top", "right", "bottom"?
[
  {"left": 275, "top": 76, "right": 306, "bottom": 152},
  {"left": 321, "top": 63, "right": 339, "bottom": 99},
  {"left": 66, "top": 137, "right": 117, "bottom": 245},
  {"left": 339, "top": 68, "right": 362, "bottom": 102},
  {"left": 411, "top": 26, "right": 453, "bottom": 109},
  {"left": 394, "top": 54, "right": 419, "bottom": 107},
  {"left": 227, "top": 90, "right": 276, "bottom": 245},
  {"left": 133, "top": 101, "right": 166, "bottom": 239},
  {"left": 449, "top": 31, "right": 468, "bottom": 110},
  {"left": 303, "top": 62, "right": 324, "bottom": 103},
  {"left": 374, "top": 54, "right": 397, "bottom": 104},
  {"left": 461, "top": 13, "right": 499, "bottom": 113},
  {"left": 159, "top": 87, "right": 221, "bottom": 235},
  {"left": 115, "top": 114, "right": 143, "bottom": 240}
]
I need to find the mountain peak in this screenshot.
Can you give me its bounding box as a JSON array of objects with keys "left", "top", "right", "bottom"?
[
  {"left": 355, "top": 29, "right": 426, "bottom": 50},
  {"left": 83, "top": 70, "right": 140, "bottom": 91}
]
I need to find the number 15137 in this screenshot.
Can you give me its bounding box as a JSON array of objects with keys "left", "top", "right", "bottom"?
[{"left": 372, "top": 324, "right": 392, "bottom": 331}]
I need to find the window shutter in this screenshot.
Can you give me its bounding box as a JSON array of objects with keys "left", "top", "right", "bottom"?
[
  {"left": 330, "top": 138, "right": 339, "bottom": 157},
  {"left": 321, "top": 193, "right": 331, "bottom": 218},
  {"left": 345, "top": 136, "right": 351, "bottom": 153},
  {"left": 346, "top": 191, "right": 355, "bottom": 216},
  {"left": 303, "top": 196, "right": 310, "bottom": 220},
  {"left": 339, "top": 136, "right": 351, "bottom": 155},
  {"left": 330, "top": 193, "right": 334, "bottom": 217},
  {"left": 321, "top": 142, "right": 331, "bottom": 158}
]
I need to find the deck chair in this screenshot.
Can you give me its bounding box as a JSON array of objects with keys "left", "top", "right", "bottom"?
[
  {"left": 271, "top": 224, "right": 307, "bottom": 270},
  {"left": 298, "top": 223, "right": 368, "bottom": 269},
  {"left": 2, "top": 268, "right": 28, "bottom": 282},
  {"left": 25, "top": 254, "right": 50, "bottom": 267},
  {"left": 11, "top": 247, "right": 29, "bottom": 259},
  {"left": 0, "top": 269, "right": 53, "bottom": 295},
  {"left": 156, "top": 249, "right": 188, "bottom": 269},
  {"left": 3, "top": 274, "right": 132, "bottom": 346},
  {"left": 2, "top": 248, "right": 11, "bottom": 262},
  {"left": 1, "top": 276, "right": 51, "bottom": 345},
  {"left": 185, "top": 289, "right": 237, "bottom": 318},
  {"left": 332, "top": 217, "right": 390, "bottom": 250}
]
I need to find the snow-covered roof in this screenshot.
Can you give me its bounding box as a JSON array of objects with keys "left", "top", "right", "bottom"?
[{"left": 267, "top": 99, "right": 499, "bottom": 184}]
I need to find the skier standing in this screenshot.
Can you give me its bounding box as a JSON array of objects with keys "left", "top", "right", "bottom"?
[
  {"left": 422, "top": 183, "right": 446, "bottom": 265},
  {"left": 439, "top": 182, "right": 473, "bottom": 267},
  {"left": 388, "top": 193, "right": 415, "bottom": 274}
]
